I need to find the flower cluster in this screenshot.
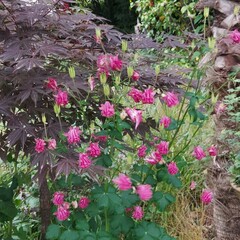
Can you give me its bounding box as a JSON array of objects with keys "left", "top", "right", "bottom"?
[
  {"left": 192, "top": 145, "right": 217, "bottom": 160},
  {"left": 52, "top": 192, "right": 90, "bottom": 221}
]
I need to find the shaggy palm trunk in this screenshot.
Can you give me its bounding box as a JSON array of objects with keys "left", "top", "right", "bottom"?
[{"left": 197, "top": 0, "right": 240, "bottom": 239}]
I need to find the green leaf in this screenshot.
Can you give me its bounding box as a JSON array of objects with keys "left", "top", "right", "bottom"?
[
  {"left": 157, "top": 168, "right": 182, "bottom": 188},
  {"left": 167, "top": 175, "right": 182, "bottom": 188},
  {"left": 110, "top": 214, "right": 134, "bottom": 235},
  {"left": 153, "top": 192, "right": 175, "bottom": 212},
  {"left": 46, "top": 224, "right": 61, "bottom": 239},
  {"left": 96, "top": 154, "right": 112, "bottom": 167},
  {"left": 0, "top": 187, "right": 13, "bottom": 201},
  {"left": 85, "top": 204, "right": 100, "bottom": 217},
  {"left": 76, "top": 219, "right": 89, "bottom": 231},
  {"left": 59, "top": 230, "right": 79, "bottom": 240},
  {"left": 0, "top": 200, "right": 18, "bottom": 221},
  {"left": 120, "top": 190, "right": 139, "bottom": 208},
  {"left": 97, "top": 231, "right": 117, "bottom": 240}
]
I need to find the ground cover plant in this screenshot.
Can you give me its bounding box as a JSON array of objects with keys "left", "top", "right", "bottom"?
[{"left": 0, "top": 0, "right": 217, "bottom": 239}]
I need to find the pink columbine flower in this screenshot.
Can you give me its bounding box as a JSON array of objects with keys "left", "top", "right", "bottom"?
[
  {"left": 97, "top": 55, "right": 110, "bottom": 73},
  {"left": 35, "top": 138, "right": 46, "bottom": 153},
  {"left": 128, "top": 88, "right": 143, "bottom": 103},
  {"left": 132, "top": 206, "right": 144, "bottom": 220},
  {"left": 93, "top": 134, "right": 108, "bottom": 142},
  {"left": 99, "top": 101, "right": 115, "bottom": 118},
  {"left": 215, "top": 101, "right": 226, "bottom": 115},
  {"left": 208, "top": 145, "right": 217, "bottom": 156},
  {"left": 125, "top": 108, "right": 142, "bottom": 130},
  {"left": 53, "top": 192, "right": 64, "bottom": 206},
  {"left": 48, "top": 139, "right": 56, "bottom": 150},
  {"left": 193, "top": 146, "right": 206, "bottom": 160},
  {"left": 88, "top": 76, "right": 95, "bottom": 91},
  {"left": 79, "top": 153, "right": 92, "bottom": 169},
  {"left": 141, "top": 88, "right": 155, "bottom": 104},
  {"left": 145, "top": 153, "right": 159, "bottom": 165},
  {"left": 201, "top": 189, "right": 213, "bottom": 205},
  {"left": 156, "top": 141, "right": 169, "bottom": 155},
  {"left": 160, "top": 116, "right": 171, "bottom": 128},
  {"left": 190, "top": 181, "right": 196, "bottom": 190},
  {"left": 109, "top": 55, "right": 122, "bottom": 71},
  {"left": 137, "top": 145, "right": 147, "bottom": 158},
  {"left": 132, "top": 71, "right": 140, "bottom": 81},
  {"left": 162, "top": 92, "right": 179, "bottom": 107},
  {"left": 136, "top": 184, "right": 153, "bottom": 201},
  {"left": 167, "top": 162, "right": 179, "bottom": 175},
  {"left": 145, "top": 152, "right": 164, "bottom": 165},
  {"left": 64, "top": 126, "right": 81, "bottom": 144},
  {"left": 113, "top": 173, "right": 132, "bottom": 191},
  {"left": 54, "top": 205, "right": 70, "bottom": 221},
  {"left": 230, "top": 30, "right": 240, "bottom": 43},
  {"left": 87, "top": 142, "right": 101, "bottom": 158},
  {"left": 78, "top": 197, "right": 90, "bottom": 209},
  {"left": 46, "top": 77, "right": 58, "bottom": 91},
  {"left": 55, "top": 90, "right": 69, "bottom": 107}
]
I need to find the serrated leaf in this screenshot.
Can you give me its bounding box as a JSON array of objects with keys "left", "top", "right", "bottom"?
[
  {"left": 46, "top": 224, "right": 61, "bottom": 240},
  {"left": 59, "top": 230, "right": 79, "bottom": 240}
]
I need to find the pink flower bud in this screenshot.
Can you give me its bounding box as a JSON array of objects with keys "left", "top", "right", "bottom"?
[
  {"left": 35, "top": 138, "right": 46, "bottom": 153},
  {"left": 113, "top": 173, "right": 132, "bottom": 191},
  {"left": 132, "top": 206, "right": 144, "bottom": 220},
  {"left": 46, "top": 78, "right": 58, "bottom": 91},
  {"left": 78, "top": 197, "right": 90, "bottom": 209},
  {"left": 87, "top": 142, "right": 101, "bottom": 158},
  {"left": 55, "top": 90, "right": 69, "bottom": 106},
  {"left": 230, "top": 30, "right": 240, "bottom": 43},
  {"left": 208, "top": 145, "right": 217, "bottom": 156},
  {"left": 201, "top": 189, "right": 213, "bottom": 205},
  {"left": 125, "top": 108, "right": 142, "bottom": 130},
  {"left": 53, "top": 192, "right": 64, "bottom": 206},
  {"left": 64, "top": 126, "right": 81, "bottom": 144},
  {"left": 160, "top": 116, "right": 171, "bottom": 128},
  {"left": 167, "top": 162, "right": 179, "bottom": 175},
  {"left": 156, "top": 141, "right": 169, "bottom": 155},
  {"left": 192, "top": 146, "right": 206, "bottom": 160},
  {"left": 79, "top": 153, "right": 92, "bottom": 169},
  {"left": 132, "top": 71, "right": 140, "bottom": 81},
  {"left": 142, "top": 88, "right": 155, "bottom": 104},
  {"left": 137, "top": 145, "right": 147, "bottom": 158},
  {"left": 99, "top": 101, "right": 115, "bottom": 118},
  {"left": 136, "top": 184, "right": 152, "bottom": 201},
  {"left": 162, "top": 92, "right": 179, "bottom": 107},
  {"left": 128, "top": 88, "right": 143, "bottom": 103},
  {"left": 54, "top": 205, "right": 70, "bottom": 221},
  {"left": 48, "top": 139, "right": 56, "bottom": 150}
]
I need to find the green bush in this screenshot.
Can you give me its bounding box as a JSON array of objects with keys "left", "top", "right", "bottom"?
[{"left": 131, "top": 0, "right": 202, "bottom": 40}]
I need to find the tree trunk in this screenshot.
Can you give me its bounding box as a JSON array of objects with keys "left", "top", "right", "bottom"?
[
  {"left": 39, "top": 178, "right": 51, "bottom": 240},
  {"left": 197, "top": 0, "right": 240, "bottom": 239}
]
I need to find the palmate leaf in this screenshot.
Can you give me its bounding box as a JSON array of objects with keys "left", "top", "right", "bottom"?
[{"left": 46, "top": 224, "right": 61, "bottom": 240}]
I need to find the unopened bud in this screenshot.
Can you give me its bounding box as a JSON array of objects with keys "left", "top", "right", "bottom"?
[
  {"left": 103, "top": 84, "right": 110, "bottom": 96},
  {"left": 155, "top": 65, "right": 160, "bottom": 75},
  {"left": 100, "top": 73, "right": 107, "bottom": 84},
  {"left": 122, "top": 40, "right": 128, "bottom": 52},
  {"left": 234, "top": 6, "right": 240, "bottom": 16},
  {"left": 95, "top": 28, "right": 101, "bottom": 38},
  {"left": 211, "top": 92, "right": 219, "bottom": 105},
  {"left": 204, "top": 7, "right": 209, "bottom": 18},
  {"left": 127, "top": 66, "right": 134, "bottom": 78},
  {"left": 68, "top": 66, "right": 75, "bottom": 79},
  {"left": 208, "top": 37, "right": 216, "bottom": 49},
  {"left": 115, "top": 75, "right": 121, "bottom": 86},
  {"left": 41, "top": 113, "right": 46, "bottom": 124},
  {"left": 120, "top": 110, "right": 127, "bottom": 120},
  {"left": 54, "top": 104, "right": 61, "bottom": 117}
]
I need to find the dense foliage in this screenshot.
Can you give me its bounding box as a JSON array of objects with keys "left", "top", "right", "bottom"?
[{"left": 131, "top": 0, "right": 203, "bottom": 41}]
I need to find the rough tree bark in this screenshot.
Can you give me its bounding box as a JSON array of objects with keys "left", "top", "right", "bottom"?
[
  {"left": 39, "top": 177, "right": 51, "bottom": 240},
  {"left": 197, "top": 0, "right": 240, "bottom": 239}
]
